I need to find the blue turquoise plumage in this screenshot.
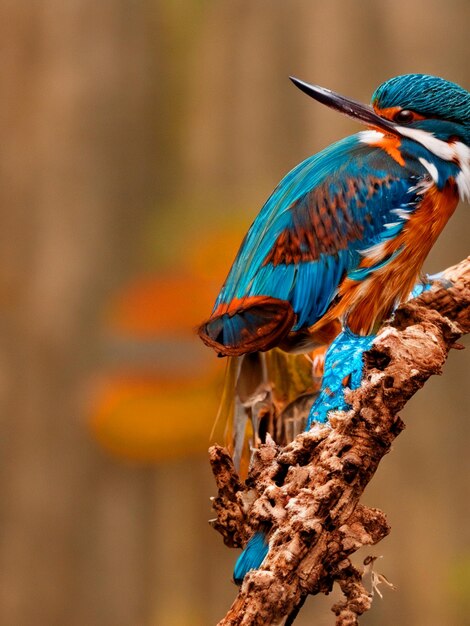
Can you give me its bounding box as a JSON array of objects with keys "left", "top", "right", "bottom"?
[
  {"left": 216, "top": 138, "right": 418, "bottom": 312},
  {"left": 233, "top": 531, "right": 269, "bottom": 585},
  {"left": 198, "top": 74, "right": 470, "bottom": 583},
  {"left": 307, "top": 329, "right": 375, "bottom": 426},
  {"left": 201, "top": 139, "right": 423, "bottom": 351}
]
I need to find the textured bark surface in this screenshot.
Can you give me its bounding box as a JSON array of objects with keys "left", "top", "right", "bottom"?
[{"left": 209, "top": 257, "right": 470, "bottom": 626}]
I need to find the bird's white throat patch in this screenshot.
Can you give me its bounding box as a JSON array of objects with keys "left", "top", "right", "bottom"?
[
  {"left": 359, "top": 130, "right": 386, "bottom": 144},
  {"left": 397, "top": 126, "right": 454, "bottom": 160}
]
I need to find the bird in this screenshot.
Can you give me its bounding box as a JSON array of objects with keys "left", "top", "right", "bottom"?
[{"left": 198, "top": 73, "right": 470, "bottom": 582}]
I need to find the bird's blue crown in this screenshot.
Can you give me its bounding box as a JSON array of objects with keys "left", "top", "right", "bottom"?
[{"left": 372, "top": 74, "right": 470, "bottom": 144}]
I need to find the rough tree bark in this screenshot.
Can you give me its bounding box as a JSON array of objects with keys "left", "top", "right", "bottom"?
[{"left": 209, "top": 257, "right": 470, "bottom": 626}]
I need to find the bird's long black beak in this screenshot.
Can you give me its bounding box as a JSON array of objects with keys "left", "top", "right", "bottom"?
[{"left": 290, "top": 76, "right": 397, "bottom": 134}]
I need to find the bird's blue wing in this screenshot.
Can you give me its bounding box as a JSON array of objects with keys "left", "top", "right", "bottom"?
[{"left": 199, "top": 133, "right": 425, "bottom": 355}]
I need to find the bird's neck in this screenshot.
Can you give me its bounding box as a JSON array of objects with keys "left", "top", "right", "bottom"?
[
  {"left": 361, "top": 128, "right": 470, "bottom": 201},
  {"left": 395, "top": 127, "right": 470, "bottom": 201}
]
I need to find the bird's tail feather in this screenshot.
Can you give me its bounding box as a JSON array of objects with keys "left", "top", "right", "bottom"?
[
  {"left": 233, "top": 531, "right": 269, "bottom": 585},
  {"left": 212, "top": 347, "right": 325, "bottom": 476},
  {"left": 225, "top": 348, "right": 327, "bottom": 581},
  {"left": 198, "top": 296, "right": 296, "bottom": 356}
]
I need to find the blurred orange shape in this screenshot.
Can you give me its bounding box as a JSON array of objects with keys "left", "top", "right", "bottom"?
[
  {"left": 90, "top": 227, "right": 252, "bottom": 462},
  {"left": 90, "top": 375, "right": 221, "bottom": 462},
  {"left": 106, "top": 227, "right": 246, "bottom": 337},
  {"left": 106, "top": 273, "right": 218, "bottom": 336}
]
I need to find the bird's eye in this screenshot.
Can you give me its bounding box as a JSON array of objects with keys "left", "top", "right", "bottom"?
[{"left": 393, "top": 109, "right": 414, "bottom": 124}]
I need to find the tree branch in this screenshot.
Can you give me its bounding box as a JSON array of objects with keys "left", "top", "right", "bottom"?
[{"left": 209, "top": 257, "right": 470, "bottom": 626}]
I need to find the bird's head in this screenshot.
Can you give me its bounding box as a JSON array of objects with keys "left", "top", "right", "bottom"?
[
  {"left": 291, "top": 73, "right": 470, "bottom": 198},
  {"left": 371, "top": 74, "right": 470, "bottom": 146}
]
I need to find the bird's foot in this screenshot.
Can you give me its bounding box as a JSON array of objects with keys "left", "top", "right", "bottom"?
[
  {"left": 410, "top": 271, "right": 454, "bottom": 298},
  {"left": 307, "top": 328, "right": 375, "bottom": 427}
]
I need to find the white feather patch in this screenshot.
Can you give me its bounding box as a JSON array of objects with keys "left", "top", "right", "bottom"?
[
  {"left": 418, "top": 158, "right": 439, "bottom": 183},
  {"left": 391, "top": 208, "right": 411, "bottom": 220},
  {"left": 359, "top": 240, "right": 387, "bottom": 262},
  {"left": 408, "top": 178, "right": 433, "bottom": 196},
  {"left": 454, "top": 141, "right": 470, "bottom": 201},
  {"left": 359, "top": 130, "right": 385, "bottom": 144},
  {"left": 397, "top": 127, "right": 455, "bottom": 160}
]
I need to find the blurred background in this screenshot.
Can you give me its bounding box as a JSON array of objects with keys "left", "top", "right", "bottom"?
[{"left": 0, "top": 1, "right": 469, "bottom": 625}]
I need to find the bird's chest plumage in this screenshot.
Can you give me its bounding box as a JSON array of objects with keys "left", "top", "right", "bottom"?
[
  {"left": 332, "top": 176, "right": 459, "bottom": 334},
  {"left": 399, "top": 180, "right": 459, "bottom": 256}
]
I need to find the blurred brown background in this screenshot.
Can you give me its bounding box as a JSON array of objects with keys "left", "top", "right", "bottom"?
[{"left": 0, "top": 1, "right": 468, "bottom": 625}]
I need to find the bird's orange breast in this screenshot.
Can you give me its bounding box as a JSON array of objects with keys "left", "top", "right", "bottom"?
[{"left": 314, "top": 180, "right": 459, "bottom": 335}]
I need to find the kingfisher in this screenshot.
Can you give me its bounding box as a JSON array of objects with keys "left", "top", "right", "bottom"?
[{"left": 198, "top": 74, "right": 470, "bottom": 582}]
